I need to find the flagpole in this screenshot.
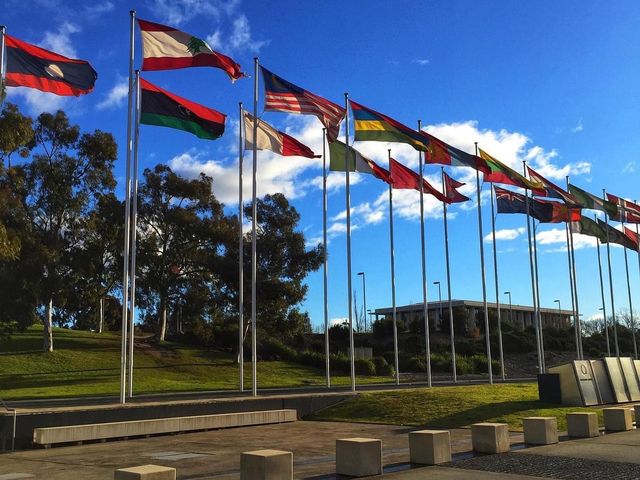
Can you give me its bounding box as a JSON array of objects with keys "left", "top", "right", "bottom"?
[
  {"left": 387, "top": 150, "right": 400, "bottom": 385},
  {"left": 595, "top": 225, "right": 611, "bottom": 356},
  {"left": 523, "top": 162, "right": 542, "bottom": 373},
  {"left": 127, "top": 69, "right": 141, "bottom": 397},
  {"left": 566, "top": 177, "right": 583, "bottom": 359},
  {"left": 564, "top": 222, "right": 580, "bottom": 358},
  {"left": 250, "top": 57, "right": 259, "bottom": 397},
  {"left": 0, "top": 26, "right": 6, "bottom": 101},
  {"left": 344, "top": 93, "right": 355, "bottom": 392},
  {"left": 238, "top": 101, "right": 245, "bottom": 392},
  {"left": 417, "top": 120, "right": 432, "bottom": 387},
  {"left": 635, "top": 218, "right": 640, "bottom": 357},
  {"left": 619, "top": 201, "right": 638, "bottom": 358},
  {"left": 489, "top": 184, "right": 506, "bottom": 380},
  {"left": 322, "top": 128, "right": 330, "bottom": 387},
  {"left": 474, "top": 143, "right": 492, "bottom": 384},
  {"left": 119, "top": 9, "right": 136, "bottom": 405},
  {"left": 441, "top": 167, "right": 457, "bottom": 382},
  {"left": 603, "top": 189, "right": 620, "bottom": 357},
  {"left": 532, "top": 220, "right": 546, "bottom": 371}
]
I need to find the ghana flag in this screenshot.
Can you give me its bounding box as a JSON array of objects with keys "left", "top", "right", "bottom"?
[{"left": 140, "top": 78, "right": 226, "bottom": 140}]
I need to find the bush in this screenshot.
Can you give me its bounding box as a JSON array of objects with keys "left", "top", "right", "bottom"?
[
  {"left": 373, "top": 356, "right": 394, "bottom": 376},
  {"left": 355, "top": 358, "right": 376, "bottom": 376},
  {"left": 405, "top": 355, "right": 427, "bottom": 373},
  {"left": 259, "top": 336, "right": 296, "bottom": 361}
]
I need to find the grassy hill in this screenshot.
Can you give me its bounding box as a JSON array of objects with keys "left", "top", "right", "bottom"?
[{"left": 0, "top": 327, "right": 391, "bottom": 400}]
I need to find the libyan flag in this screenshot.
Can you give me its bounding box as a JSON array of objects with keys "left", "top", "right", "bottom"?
[{"left": 140, "top": 78, "right": 226, "bottom": 140}]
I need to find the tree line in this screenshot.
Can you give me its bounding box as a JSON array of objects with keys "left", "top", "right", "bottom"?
[{"left": 0, "top": 104, "right": 323, "bottom": 351}]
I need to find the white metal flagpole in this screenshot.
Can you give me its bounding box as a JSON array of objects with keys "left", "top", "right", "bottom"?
[
  {"left": 619, "top": 201, "right": 638, "bottom": 358},
  {"left": 238, "top": 101, "right": 244, "bottom": 392},
  {"left": 603, "top": 189, "right": 620, "bottom": 357},
  {"left": 250, "top": 57, "right": 259, "bottom": 397},
  {"left": 566, "top": 177, "right": 582, "bottom": 360},
  {"left": 119, "top": 9, "right": 136, "bottom": 405},
  {"left": 322, "top": 128, "right": 330, "bottom": 387},
  {"left": 417, "top": 120, "right": 432, "bottom": 387},
  {"left": 595, "top": 227, "right": 611, "bottom": 356},
  {"left": 0, "top": 25, "right": 6, "bottom": 100},
  {"left": 564, "top": 222, "right": 580, "bottom": 358},
  {"left": 489, "top": 184, "right": 506, "bottom": 380},
  {"left": 441, "top": 167, "right": 457, "bottom": 382},
  {"left": 127, "top": 69, "right": 141, "bottom": 397},
  {"left": 474, "top": 143, "right": 492, "bottom": 384},
  {"left": 532, "top": 220, "right": 547, "bottom": 370},
  {"left": 388, "top": 150, "right": 400, "bottom": 385},
  {"left": 344, "top": 93, "right": 355, "bottom": 392}
]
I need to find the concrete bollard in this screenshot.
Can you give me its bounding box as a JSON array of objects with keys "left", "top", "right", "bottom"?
[
  {"left": 566, "top": 412, "right": 599, "bottom": 438},
  {"left": 336, "top": 437, "right": 382, "bottom": 477},
  {"left": 409, "top": 430, "right": 451, "bottom": 465},
  {"left": 240, "top": 449, "right": 293, "bottom": 480},
  {"left": 471, "top": 423, "right": 510, "bottom": 454},
  {"left": 603, "top": 408, "right": 633, "bottom": 432},
  {"left": 114, "top": 465, "right": 176, "bottom": 480},
  {"left": 523, "top": 417, "right": 558, "bottom": 445}
]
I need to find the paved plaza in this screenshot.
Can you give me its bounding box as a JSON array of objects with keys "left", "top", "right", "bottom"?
[{"left": 1, "top": 419, "right": 639, "bottom": 479}]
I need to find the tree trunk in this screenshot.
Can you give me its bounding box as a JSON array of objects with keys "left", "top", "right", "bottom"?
[
  {"left": 43, "top": 298, "right": 54, "bottom": 352},
  {"left": 158, "top": 298, "right": 167, "bottom": 342}
]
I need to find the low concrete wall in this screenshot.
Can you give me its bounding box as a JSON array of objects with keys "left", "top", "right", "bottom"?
[{"left": 33, "top": 409, "right": 296, "bottom": 446}]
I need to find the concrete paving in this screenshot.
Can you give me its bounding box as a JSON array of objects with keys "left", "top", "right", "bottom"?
[{"left": 0, "top": 420, "right": 638, "bottom": 479}]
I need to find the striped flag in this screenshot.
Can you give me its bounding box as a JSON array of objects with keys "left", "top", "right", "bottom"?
[
  {"left": 243, "top": 113, "right": 319, "bottom": 159},
  {"left": 261, "top": 66, "right": 346, "bottom": 142}
]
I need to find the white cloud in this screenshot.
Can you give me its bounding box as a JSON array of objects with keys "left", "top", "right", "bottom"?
[
  {"left": 207, "top": 14, "right": 268, "bottom": 54},
  {"left": 413, "top": 58, "right": 430, "bottom": 66},
  {"left": 484, "top": 227, "right": 526, "bottom": 243},
  {"left": 96, "top": 77, "right": 129, "bottom": 110},
  {"left": 7, "top": 89, "right": 68, "bottom": 115},
  {"left": 146, "top": 0, "right": 228, "bottom": 25},
  {"left": 571, "top": 118, "right": 584, "bottom": 133},
  {"left": 308, "top": 171, "right": 363, "bottom": 193},
  {"left": 535, "top": 227, "right": 598, "bottom": 252},
  {"left": 41, "top": 22, "right": 80, "bottom": 57},
  {"left": 330, "top": 317, "right": 348, "bottom": 327},
  {"left": 622, "top": 161, "right": 636, "bottom": 174}
]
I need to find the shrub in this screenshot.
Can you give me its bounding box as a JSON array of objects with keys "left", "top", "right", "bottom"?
[
  {"left": 373, "top": 356, "right": 394, "bottom": 376},
  {"left": 355, "top": 358, "right": 376, "bottom": 376}
]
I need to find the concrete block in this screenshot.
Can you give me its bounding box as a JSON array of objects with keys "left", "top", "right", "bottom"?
[
  {"left": 336, "top": 437, "right": 382, "bottom": 477},
  {"left": 114, "top": 465, "right": 176, "bottom": 480},
  {"left": 409, "top": 430, "right": 451, "bottom": 465},
  {"left": 471, "top": 423, "right": 509, "bottom": 454},
  {"left": 566, "top": 412, "right": 599, "bottom": 438},
  {"left": 603, "top": 407, "right": 633, "bottom": 432},
  {"left": 523, "top": 417, "right": 558, "bottom": 445},
  {"left": 240, "top": 449, "right": 293, "bottom": 480}
]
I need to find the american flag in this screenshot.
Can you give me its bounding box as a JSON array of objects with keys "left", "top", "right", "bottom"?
[{"left": 261, "top": 66, "right": 346, "bottom": 142}]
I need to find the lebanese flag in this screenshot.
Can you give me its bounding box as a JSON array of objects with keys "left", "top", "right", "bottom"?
[
  {"left": 138, "top": 19, "right": 245, "bottom": 81},
  {"left": 5, "top": 34, "right": 96, "bottom": 96},
  {"left": 244, "top": 113, "right": 319, "bottom": 159}
]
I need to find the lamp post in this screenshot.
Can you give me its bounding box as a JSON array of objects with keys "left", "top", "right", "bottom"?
[
  {"left": 357, "top": 272, "right": 367, "bottom": 332},
  {"left": 504, "top": 291, "right": 513, "bottom": 328},
  {"left": 554, "top": 299, "right": 561, "bottom": 313},
  {"left": 433, "top": 281, "right": 442, "bottom": 329}
]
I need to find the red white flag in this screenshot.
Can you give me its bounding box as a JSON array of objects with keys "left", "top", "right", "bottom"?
[
  {"left": 389, "top": 158, "right": 449, "bottom": 203},
  {"left": 443, "top": 172, "right": 470, "bottom": 203},
  {"left": 243, "top": 113, "right": 319, "bottom": 159},
  {"left": 138, "top": 19, "right": 245, "bottom": 81}
]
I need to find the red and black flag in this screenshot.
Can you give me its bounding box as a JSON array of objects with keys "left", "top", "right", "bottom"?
[
  {"left": 5, "top": 34, "right": 97, "bottom": 96},
  {"left": 140, "top": 78, "right": 226, "bottom": 140}
]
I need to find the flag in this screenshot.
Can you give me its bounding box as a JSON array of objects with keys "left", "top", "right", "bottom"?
[
  {"left": 495, "top": 186, "right": 527, "bottom": 215},
  {"left": 606, "top": 193, "right": 640, "bottom": 224},
  {"left": 328, "top": 140, "right": 390, "bottom": 183},
  {"left": 389, "top": 158, "right": 449, "bottom": 203},
  {"left": 623, "top": 227, "right": 640, "bottom": 250},
  {"left": 571, "top": 216, "right": 608, "bottom": 243},
  {"left": 261, "top": 67, "right": 346, "bottom": 142},
  {"left": 496, "top": 186, "right": 580, "bottom": 223},
  {"left": 350, "top": 100, "right": 428, "bottom": 151},
  {"left": 568, "top": 184, "right": 618, "bottom": 217},
  {"left": 138, "top": 19, "right": 245, "bottom": 81},
  {"left": 5, "top": 34, "right": 97, "bottom": 96},
  {"left": 443, "top": 172, "right": 470, "bottom": 203},
  {"left": 526, "top": 166, "right": 578, "bottom": 204},
  {"left": 423, "top": 131, "right": 490, "bottom": 174},
  {"left": 244, "top": 113, "right": 319, "bottom": 159},
  {"left": 140, "top": 78, "right": 225, "bottom": 140},
  {"left": 479, "top": 148, "right": 542, "bottom": 191},
  {"left": 597, "top": 219, "right": 637, "bottom": 250}
]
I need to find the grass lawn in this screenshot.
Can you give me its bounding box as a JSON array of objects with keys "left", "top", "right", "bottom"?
[
  {"left": 0, "top": 326, "right": 392, "bottom": 400},
  {"left": 310, "top": 383, "right": 604, "bottom": 432}
]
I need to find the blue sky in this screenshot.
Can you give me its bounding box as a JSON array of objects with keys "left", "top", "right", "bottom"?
[{"left": 4, "top": 0, "right": 640, "bottom": 331}]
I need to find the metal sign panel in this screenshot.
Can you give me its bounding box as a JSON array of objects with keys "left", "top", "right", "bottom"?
[
  {"left": 619, "top": 357, "right": 640, "bottom": 401},
  {"left": 573, "top": 360, "right": 599, "bottom": 406},
  {"left": 591, "top": 360, "right": 614, "bottom": 405},
  {"left": 604, "top": 357, "right": 630, "bottom": 403}
]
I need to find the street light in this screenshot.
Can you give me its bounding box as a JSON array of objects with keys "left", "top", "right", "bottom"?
[
  {"left": 554, "top": 299, "right": 561, "bottom": 313},
  {"left": 357, "top": 272, "right": 367, "bottom": 332},
  {"left": 504, "top": 291, "right": 513, "bottom": 328},
  {"left": 433, "top": 281, "right": 442, "bottom": 328}
]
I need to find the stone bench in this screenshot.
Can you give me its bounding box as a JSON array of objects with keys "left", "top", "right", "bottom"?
[
  {"left": 566, "top": 412, "right": 599, "bottom": 438},
  {"left": 409, "top": 430, "right": 451, "bottom": 465},
  {"left": 336, "top": 437, "right": 382, "bottom": 477},
  {"left": 471, "top": 423, "right": 509, "bottom": 454},
  {"left": 114, "top": 465, "right": 176, "bottom": 480},
  {"left": 523, "top": 417, "right": 558, "bottom": 445},
  {"left": 33, "top": 409, "right": 296, "bottom": 447},
  {"left": 603, "top": 407, "right": 633, "bottom": 432},
  {"left": 240, "top": 449, "right": 293, "bottom": 480}
]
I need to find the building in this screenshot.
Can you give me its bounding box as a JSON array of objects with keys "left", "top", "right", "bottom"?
[{"left": 374, "top": 299, "right": 573, "bottom": 332}]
